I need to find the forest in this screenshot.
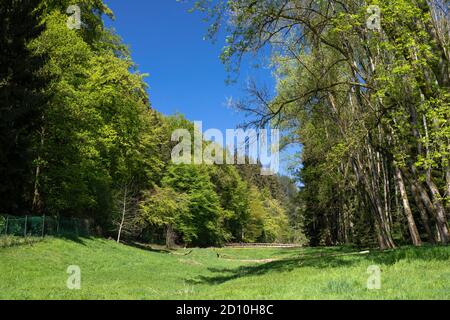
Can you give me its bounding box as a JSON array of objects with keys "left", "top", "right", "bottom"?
[
  {"left": 0, "top": 0, "right": 300, "bottom": 248},
  {"left": 195, "top": 0, "right": 450, "bottom": 249},
  {"left": 1, "top": 0, "right": 449, "bottom": 251}
]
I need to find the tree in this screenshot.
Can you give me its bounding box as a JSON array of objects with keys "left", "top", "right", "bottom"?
[
  {"left": 139, "top": 186, "right": 190, "bottom": 248},
  {"left": 28, "top": 8, "right": 164, "bottom": 227},
  {"left": 0, "top": 0, "right": 49, "bottom": 214},
  {"left": 113, "top": 181, "right": 139, "bottom": 243},
  {"left": 162, "top": 164, "right": 230, "bottom": 246},
  {"left": 210, "top": 164, "right": 250, "bottom": 241},
  {"left": 196, "top": 0, "right": 450, "bottom": 248}
]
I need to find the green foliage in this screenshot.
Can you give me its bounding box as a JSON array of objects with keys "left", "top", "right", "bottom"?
[
  {"left": 1, "top": 0, "right": 302, "bottom": 247},
  {"left": 27, "top": 9, "right": 168, "bottom": 225},
  {"left": 139, "top": 186, "right": 192, "bottom": 243},
  {"left": 245, "top": 187, "right": 291, "bottom": 243},
  {"left": 161, "top": 164, "right": 230, "bottom": 246},
  {"left": 196, "top": 0, "right": 450, "bottom": 248},
  {"left": 210, "top": 165, "right": 250, "bottom": 241},
  {"left": 0, "top": 0, "right": 49, "bottom": 213}
]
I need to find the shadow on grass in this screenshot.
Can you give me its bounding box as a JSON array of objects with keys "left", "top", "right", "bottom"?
[
  {"left": 188, "top": 255, "right": 355, "bottom": 285},
  {"left": 125, "top": 242, "right": 172, "bottom": 254},
  {"left": 367, "top": 245, "right": 450, "bottom": 265},
  {"left": 188, "top": 245, "right": 450, "bottom": 285},
  {"left": 56, "top": 234, "right": 93, "bottom": 245}
]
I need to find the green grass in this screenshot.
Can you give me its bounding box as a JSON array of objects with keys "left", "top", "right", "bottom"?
[
  {"left": 0, "top": 237, "right": 449, "bottom": 300},
  {"left": 0, "top": 236, "right": 45, "bottom": 248}
]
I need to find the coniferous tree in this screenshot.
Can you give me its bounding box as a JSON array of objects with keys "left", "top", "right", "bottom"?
[{"left": 0, "top": 0, "right": 49, "bottom": 214}]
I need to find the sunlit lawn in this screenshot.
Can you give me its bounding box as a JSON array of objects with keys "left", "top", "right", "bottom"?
[{"left": 1, "top": 237, "right": 449, "bottom": 299}]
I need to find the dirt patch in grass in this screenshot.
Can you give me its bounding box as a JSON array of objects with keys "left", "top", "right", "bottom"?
[
  {"left": 178, "top": 258, "right": 203, "bottom": 266},
  {"left": 220, "top": 258, "right": 281, "bottom": 263}
]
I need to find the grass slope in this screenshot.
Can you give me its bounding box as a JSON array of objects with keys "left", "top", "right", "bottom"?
[{"left": 0, "top": 237, "right": 449, "bottom": 300}]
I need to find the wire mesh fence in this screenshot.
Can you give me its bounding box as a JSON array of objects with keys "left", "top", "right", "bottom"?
[{"left": 0, "top": 215, "right": 93, "bottom": 238}]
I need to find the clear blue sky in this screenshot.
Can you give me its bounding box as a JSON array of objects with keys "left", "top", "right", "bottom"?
[
  {"left": 104, "top": 0, "right": 299, "bottom": 175},
  {"left": 104, "top": 0, "right": 273, "bottom": 129}
]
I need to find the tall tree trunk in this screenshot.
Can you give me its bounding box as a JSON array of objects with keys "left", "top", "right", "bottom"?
[
  {"left": 446, "top": 167, "right": 450, "bottom": 217},
  {"left": 32, "top": 125, "right": 45, "bottom": 214},
  {"left": 352, "top": 157, "right": 396, "bottom": 249},
  {"left": 425, "top": 169, "right": 450, "bottom": 244},
  {"left": 411, "top": 183, "right": 436, "bottom": 244},
  {"left": 166, "top": 224, "right": 175, "bottom": 249},
  {"left": 395, "top": 166, "right": 422, "bottom": 246},
  {"left": 411, "top": 175, "right": 444, "bottom": 240},
  {"left": 421, "top": 113, "right": 449, "bottom": 243},
  {"left": 117, "top": 185, "right": 127, "bottom": 244}
]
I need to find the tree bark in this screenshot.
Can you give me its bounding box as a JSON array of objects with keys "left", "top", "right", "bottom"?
[
  {"left": 411, "top": 182, "right": 435, "bottom": 244},
  {"left": 353, "top": 156, "right": 395, "bottom": 249},
  {"left": 32, "top": 126, "right": 45, "bottom": 214},
  {"left": 166, "top": 224, "right": 175, "bottom": 249},
  {"left": 446, "top": 167, "right": 450, "bottom": 217},
  {"left": 394, "top": 166, "right": 422, "bottom": 246},
  {"left": 117, "top": 185, "right": 127, "bottom": 244},
  {"left": 423, "top": 110, "right": 449, "bottom": 243},
  {"left": 425, "top": 169, "right": 450, "bottom": 244}
]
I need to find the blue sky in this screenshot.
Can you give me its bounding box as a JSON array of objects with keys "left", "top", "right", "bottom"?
[
  {"left": 103, "top": 0, "right": 299, "bottom": 175},
  {"left": 104, "top": 0, "right": 274, "bottom": 128}
]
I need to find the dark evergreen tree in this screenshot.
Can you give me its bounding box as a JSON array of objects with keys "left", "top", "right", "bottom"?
[{"left": 0, "top": 0, "right": 49, "bottom": 214}]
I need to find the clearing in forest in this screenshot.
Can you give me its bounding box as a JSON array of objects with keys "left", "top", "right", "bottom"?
[{"left": 0, "top": 237, "right": 449, "bottom": 300}]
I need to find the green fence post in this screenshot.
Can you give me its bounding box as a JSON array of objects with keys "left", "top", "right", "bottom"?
[
  {"left": 24, "top": 215, "right": 27, "bottom": 237},
  {"left": 4, "top": 216, "right": 8, "bottom": 236},
  {"left": 42, "top": 215, "right": 46, "bottom": 238}
]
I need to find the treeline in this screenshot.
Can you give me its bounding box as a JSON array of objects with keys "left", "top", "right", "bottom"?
[
  {"left": 197, "top": 0, "right": 450, "bottom": 248},
  {"left": 0, "top": 0, "right": 301, "bottom": 247}
]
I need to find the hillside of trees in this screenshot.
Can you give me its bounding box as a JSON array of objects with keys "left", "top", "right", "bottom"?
[
  {"left": 197, "top": 0, "right": 450, "bottom": 248},
  {"left": 2, "top": 0, "right": 449, "bottom": 250},
  {"left": 0, "top": 0, "right": 301, "bottom": 247}
]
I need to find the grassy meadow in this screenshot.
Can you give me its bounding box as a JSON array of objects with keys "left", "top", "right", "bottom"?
[{"left": 0, "top": 237, "right": 449, "bottom": 300}]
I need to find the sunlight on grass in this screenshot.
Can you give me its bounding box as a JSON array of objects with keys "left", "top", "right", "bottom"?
[{"left": 0, "top": 238, "right": 449, "bottom": 300}]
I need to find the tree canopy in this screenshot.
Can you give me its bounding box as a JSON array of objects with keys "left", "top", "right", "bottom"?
[
  {"left": 0, "top": 0, "right": 299, "bottom": 247},
  {"left": 196, "top": 0, "right": 450, "bottom": 248}
]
